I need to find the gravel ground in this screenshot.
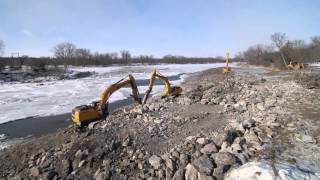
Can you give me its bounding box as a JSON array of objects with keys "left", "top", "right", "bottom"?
[{"left": 0, "top": 66, "right": 319, "bottom": 180}]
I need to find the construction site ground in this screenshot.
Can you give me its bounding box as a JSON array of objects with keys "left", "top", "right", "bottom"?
[{"left": 0, "top": 65, "right": 319, "bottom": 179}]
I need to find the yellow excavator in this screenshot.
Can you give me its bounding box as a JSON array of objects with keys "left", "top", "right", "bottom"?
[
  {"left": 287, "top": 61, "right": 305, "bottom": 70},
  {"left": 296, "top": 63, "right": 304, "bottom": 70},
  {"left": 287, "top": 61, "right": 294, "bottom": 70},
  {"left": 72, "top": 75, "right": 141, "bottom": 126},
  {"left": 142, "top": 70, "right": 182, "bottom": 104},
  {"left": 223, "top": 52, "right": 231, "bottom": 74},
  {"left": 72, "top": 70, "right": 182, "bottom": 126}
]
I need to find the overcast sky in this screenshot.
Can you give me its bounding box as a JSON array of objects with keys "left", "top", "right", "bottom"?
[{"left": 0, "top": 0, "right": 319, "bottom": 57}]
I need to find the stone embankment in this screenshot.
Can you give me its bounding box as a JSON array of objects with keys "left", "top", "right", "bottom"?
[{"left": 0, "top": 67, "right": 319, "bottom": 179}]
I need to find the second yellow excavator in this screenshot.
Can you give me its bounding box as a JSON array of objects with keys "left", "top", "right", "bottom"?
[
  {"left": 287, "top": 61, "right": 305, "bottom": 70},
  {"left": 142, "top": 70, "right": 182, "bottom": 104},
  {"left": 295, "top": 62, "right": 304, "bottom": 70},
  {"left": 72, "top": 75, "right": 141, "bottom": 126},
  {"left": 223, "top": 52, "right": 231, "bottom": 74}
]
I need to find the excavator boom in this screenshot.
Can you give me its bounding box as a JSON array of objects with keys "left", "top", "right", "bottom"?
[
  {"left": 223, "top": 51, "right": 231, "bottom": 74},
  {"left": 72, "top": 74, "right": 141, "bottom": 126},
  {"left": 99, "top": 75, "right": 141, "bottom": 113},
  {"left": 142, "top": 70, "right": 181, "bottom": 104}
]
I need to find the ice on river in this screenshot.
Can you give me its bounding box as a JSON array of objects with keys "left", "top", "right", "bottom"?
[{"left": 0, "top": 63, "right": 234, "bottom": 124}]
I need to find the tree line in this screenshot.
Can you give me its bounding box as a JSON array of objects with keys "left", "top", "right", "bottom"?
[
  {"left": 239, "top": 33, "right": 320, "bottom": 68},
  {"left": 0, "top": 42, "right": 230, "bottom": 72},
  {"left": 7, "top": 32, "right": 319, "bottom": 72}
]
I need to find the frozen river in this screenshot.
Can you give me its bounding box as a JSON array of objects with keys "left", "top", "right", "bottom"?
[{"left": 0, "top": 63, "right": 234, "bottom": 124}]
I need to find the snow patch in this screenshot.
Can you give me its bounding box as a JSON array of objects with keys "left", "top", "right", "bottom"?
[
  {"left": 0, "top": 134, "right": 6, "bottom": 140},
  {"left": 309, "top": 62, "right": 320, "bottom": 70},
  {"left": 225, "top": 161, "right": 320, "bottom": 180},
  {"left": 0, "top": 142, "right": 9, "bottom": 151},
  {"left": 0, "top": 134, "right": 8, "bottom": 150}
]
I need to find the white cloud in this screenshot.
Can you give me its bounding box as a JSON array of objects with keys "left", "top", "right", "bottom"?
[{"left": 22, "top": 29, "right": 33, "bottom": 37}]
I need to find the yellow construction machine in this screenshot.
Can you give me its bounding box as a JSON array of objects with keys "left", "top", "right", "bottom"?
[
  {"left": 142, "top": 70, "right": 182, "bottom": 104},
  {"left": 223, "top": 52, "right": 231, "bottom": 74},
  {"left": 72, "top": 70, "right": 182, "bottom": 126},
  {"left": 296, "top": 63, "right": 304, "bottom": 70},
  {"left": 72, "top": 75, "right": 141, "bottom": 126},
  {"left": 287, "top": 61, "right": 294, "bottom": 70},
  {"left": 287, "top": 61, "right": 305, "bottom": 70}
]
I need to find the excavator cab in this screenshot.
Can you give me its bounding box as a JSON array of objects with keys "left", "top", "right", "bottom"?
[
  {"left": 169, "top": 86, "right": 183, "bottom": 96},
  {"left": 223, "top": 66, "right": 231, "bottom": 74},
  {"left": 72, "top": 75, "right": 141, "bottom": 126},
  {"left": 72, "top": 104, "right": 102, "bottom": 125},
  {"left": 295, "top": 63, "right": 304, "bottom": 70},
  {"left": 287, "top": 61, "right": 294, "bottom": 70}
]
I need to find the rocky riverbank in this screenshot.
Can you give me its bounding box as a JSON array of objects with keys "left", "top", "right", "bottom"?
[
  {"left": 0, "top": 66, "right": 319, "bottom": 179},
  {"left": 0, "top": 67, "right": 93, "bottom": 83}
]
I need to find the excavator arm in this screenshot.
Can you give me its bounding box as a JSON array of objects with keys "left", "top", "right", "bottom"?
[
  {"left": 223, "top": 51, "right": 231, "bottom": 74},
  {"left": 142, "top": 70, "right": 182, "bottom": 104},
  {"left": 72, "top": 74, "right": 141, "bottom": 125},
  {"left": 99, "top": 75, "right": 141, "bottom": 113}
]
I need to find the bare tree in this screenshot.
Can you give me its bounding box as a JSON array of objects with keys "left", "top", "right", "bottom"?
[
  {"left": 120, "top": 50, "right": 131, "bottom": 64},
  {"left": 309, "top": 36, "right": 320, "bottom": 61},
  {"left": 109, "top": 52, "right": 118, "bottom": 60},
  {"left": 243, "top": 44, "right": 275, "bottom": 66},
  {"left": 0, "top": 40, "right": 5, "bottom": 57},
  {"left": 75, "top": 48, "right": 91, "bottom": 59},
  {"left": 311, "top": 36, "right": 320, "bottom": 46},
  {"left": 282, "top": 40, "right": 308, "bottom": 62},
  {"left": 271, "top": 32, "right": 288, "bottom": 66},
  {"left": 0, "top": 40, "right": 4, "bottom": 70},
  {"left": 53, "top": 42, "right": 76, "bottom": 59},
  {"left": 138, "top": 55, "right": 153, "bottom": 64}
]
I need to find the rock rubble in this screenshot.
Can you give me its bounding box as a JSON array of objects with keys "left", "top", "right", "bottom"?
[{"left": 1, "top": 67, "right": 319, "bottom": 179}]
